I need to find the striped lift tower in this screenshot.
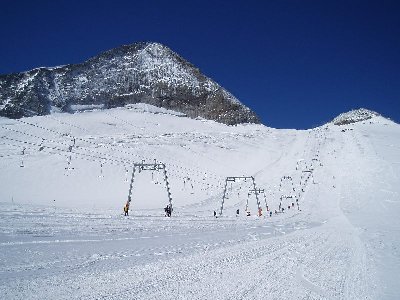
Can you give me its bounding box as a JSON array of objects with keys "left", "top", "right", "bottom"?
[
  {"left": 219, "top": 176, "right": 261, "bottom": 216},
  {"left": 126, "top": 160, "right": 173, "bottom": 213}
]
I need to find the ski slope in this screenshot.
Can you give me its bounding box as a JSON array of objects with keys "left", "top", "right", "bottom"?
[{"left": 0, "top": 105, "right": 399, "bottom": 299}]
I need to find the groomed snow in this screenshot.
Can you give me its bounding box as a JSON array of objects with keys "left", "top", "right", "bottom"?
[{"left": 0, "top": 106, "right": 399, "bottom": 299}]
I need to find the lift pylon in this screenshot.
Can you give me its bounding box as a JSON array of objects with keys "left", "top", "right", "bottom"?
[
  {"left": 219, "top": 176, "right": 260, "bottom": 216},
  {"left": 126, "top": 161, "right": 173, "bottom": 213},
  {"left": 249, "top": 188, "right": 269, "bottom": 212}
]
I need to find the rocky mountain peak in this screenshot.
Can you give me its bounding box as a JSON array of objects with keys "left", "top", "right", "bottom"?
[
  {"left": 0, "top": 42, "right": 260, "bottom": 125},
  {"left": 332, "top": 108, "right": 381, "bottom": 125}
]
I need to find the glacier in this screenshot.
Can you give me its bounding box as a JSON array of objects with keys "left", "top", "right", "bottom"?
[{"left": 0, "top": 106, "right": 399, "bottom": 299}]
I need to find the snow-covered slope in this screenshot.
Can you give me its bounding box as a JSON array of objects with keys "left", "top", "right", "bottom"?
[{"left": 0, "top": 107, "right": 399, "bottom": 299}]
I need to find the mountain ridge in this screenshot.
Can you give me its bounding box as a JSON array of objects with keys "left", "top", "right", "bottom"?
[
  {"left": 0, "top": 42, "right": 260, "bottom": 125},
  {"left": 332, "top": 108, "right": 382, "bottom": 125}
]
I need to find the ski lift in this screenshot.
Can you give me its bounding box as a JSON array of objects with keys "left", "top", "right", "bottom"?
[
  {"left": 183, "top": 176, "right": 190, "bottom": 189},
  {"left": 20, "top": 147, "right": 26, "bottom": 168},
  {"left": 124, "top": 167, "right": 129, "bottom": 182},
  {"left": 189, "top": 179, "right": 194, "bottom": 194},
  {"left": 99, "top": 161, "right": 105, "bottom": 178},
  {"left": 65, "top": 154, "right": 74, "bottom": 172},
  {"left": 38, "top": 138, "right": 45, "bottom": 151}
]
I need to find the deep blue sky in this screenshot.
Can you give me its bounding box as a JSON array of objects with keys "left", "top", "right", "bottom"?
[{"left": 1, "top": 0, "right": 399, "bottom": 128}]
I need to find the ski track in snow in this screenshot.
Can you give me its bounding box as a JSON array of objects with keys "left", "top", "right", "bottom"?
[{"left": 0, "top": 107, "right": 399, "bottom": 299}]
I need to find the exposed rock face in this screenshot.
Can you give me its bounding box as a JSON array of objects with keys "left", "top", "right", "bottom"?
[
  {"left": 332, "top": 108, "right": 380, "bottom": 125},
  {"left": 0, "top": 42, "right": 260, "bottom": 125}
]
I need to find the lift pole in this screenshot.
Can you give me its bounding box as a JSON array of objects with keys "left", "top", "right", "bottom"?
[
  {"left": 219, "top": 176, "right": 260, "bottom": 216},
  {"left": 126, "top": 162, "right": 173, "bottom": 212}
]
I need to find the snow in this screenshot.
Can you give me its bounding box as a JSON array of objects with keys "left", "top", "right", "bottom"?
[
  {"left": 332, "top": 108, "right": 381, "bottom": 125},
  {"left": 0, "top": 107, "right": 399, "bottom": 299},
  {"left": 69, "top": 104, "right": 105, "bottom": 112}
]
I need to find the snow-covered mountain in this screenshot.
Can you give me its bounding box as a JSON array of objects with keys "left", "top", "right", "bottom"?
[
  {"left": 332, "top": 108, "right": 381, "bottom": 125},
  {"left": 0, "top": 107, "right": 399, "bottom": 299},
  {"left": 0, "top": 42, "right": 260, "bottom": 125}
]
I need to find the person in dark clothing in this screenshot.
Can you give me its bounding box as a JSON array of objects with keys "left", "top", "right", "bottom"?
[
  {"left": 123, "top": 202, "right": 129, "bottom": 216},
  {"left": 164, "top": 205, "right": 171, "bottom": 217},
  {"left": 164, "top": 204, "right": 172, "bottom": 217}
]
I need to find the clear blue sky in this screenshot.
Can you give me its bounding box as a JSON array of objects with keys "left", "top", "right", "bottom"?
[{"left": 1, "top": 0, "right": 399, "bottom": 128}]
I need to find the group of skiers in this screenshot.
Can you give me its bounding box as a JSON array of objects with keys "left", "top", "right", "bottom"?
[
  {"left": 164, "top": 204, "right": 172, "bottom": 217},
  {"left": 213, "top": 199, "right": 301, "bottom": 218},
  {"left": 124, "top": 199, "right": 299, "bottom": 218},
  {"left": 123, "top": 201, "right": 173, "bottom": 217}
]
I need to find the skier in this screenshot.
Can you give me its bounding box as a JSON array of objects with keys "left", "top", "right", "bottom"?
[
  {"left": 164, "top": 206, "right": 168, "bottom": 217},
  {"left": 123, "top": 202, "right": 129, "bottom": 216},
  {"left": 236, "top": 209, "right": 240, "bottom": 217},
  {"left": 213, "top": 210, "right": 217, "bottom": 218},
  {"left": 164, "top": 205, "right": 171, "bottom": 217},
  {"left": 165, "top": 204, "right": 172, "bottom": 217}
]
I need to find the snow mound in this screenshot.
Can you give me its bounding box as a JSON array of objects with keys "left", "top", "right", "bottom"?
[
  {"left": 332, "top": 108, "right": 380, "bottom": 125},
  {"left": 125, "top": 103, "right": 187, "bottom": 117}
]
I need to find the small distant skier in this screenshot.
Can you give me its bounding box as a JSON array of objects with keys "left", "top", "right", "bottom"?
[
  {"left": 164, "top": 205, "right": 169, "bottom": 217},
  {"left": 270, "top": 211, "right": 273, "bottom": 217},
  {"left": 123, "top": 202, "right": 129, "bottom": 216},
  {"left": 164, "top": 204, "right": 172, "bottom": 217},
  {"left": 236, "top": 209, "right": 240, "bottom": 217},
  {"left": 213, "top": 210, "right": 217, "bottom": 218}
]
